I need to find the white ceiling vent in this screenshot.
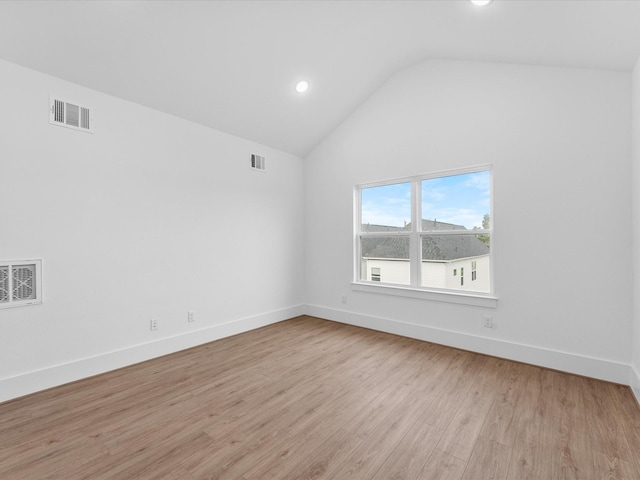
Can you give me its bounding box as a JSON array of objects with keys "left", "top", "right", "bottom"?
[
  {"left": 250, "top": 154, "right": 266, "bottom": 171},
  {"left": 0, "top": 260, "right": 43, "bottom": 309},
  {"left": 50, "top": 96, "right": 93, "bottom": 133}
]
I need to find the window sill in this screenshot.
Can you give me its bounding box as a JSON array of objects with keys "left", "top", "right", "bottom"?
[{"left": 351, "top": 282, "right": 498, "bottom": 308}]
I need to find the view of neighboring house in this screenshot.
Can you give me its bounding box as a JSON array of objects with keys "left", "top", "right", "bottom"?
[{"left": 360, "top": 220, "right": 490, "bottom": 293}]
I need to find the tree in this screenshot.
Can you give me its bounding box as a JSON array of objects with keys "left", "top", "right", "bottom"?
[{"left": 473, "top": 213, "right": 490, "bottom": 247}]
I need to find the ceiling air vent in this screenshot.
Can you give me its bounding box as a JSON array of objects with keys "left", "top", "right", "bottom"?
[
  {"left": 250, "top": 154, "right": 266, "bottom": 171},
  {"left": 50, "top": 96, "right": 93, "bottom": 133},
  {"left": 0, "top": 260, "right": 43, "bottom": 309}
]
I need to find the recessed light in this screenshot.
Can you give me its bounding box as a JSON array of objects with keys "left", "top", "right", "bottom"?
[
  {"left": 295, "top": 80, "right": 309, "bottom": 94},
  {"left": 470, "top": 0, "right": 492, "bottom": 5}
]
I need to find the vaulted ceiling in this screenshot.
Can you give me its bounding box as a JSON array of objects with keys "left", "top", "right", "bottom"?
[{"left": 1, "top": 0, "right": 639, "bottom": 157}]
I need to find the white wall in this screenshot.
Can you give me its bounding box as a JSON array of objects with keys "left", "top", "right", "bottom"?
[
  {"left": 0, "top": 59, "right": 305, "bottom": 402},
  {"left": 305, "top": 59, "right": 632, "bottom": 383},
  {"left": 632, "top": 57, "right": 640, "bottom": 403},
  {"left": 1, "top": 56, "right": 635, "bottom": 403}
]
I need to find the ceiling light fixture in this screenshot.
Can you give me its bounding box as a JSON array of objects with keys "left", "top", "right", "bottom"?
[
  {"left": 470, "top": 0, "right": 492, "bottom": 5},
  {"left": 295, "top": 80, "right": 309, "bottom": 94}
]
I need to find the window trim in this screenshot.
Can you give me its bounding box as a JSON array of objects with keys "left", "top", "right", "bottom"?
[
  {"left": 354, "top": 164, "right": 495, "bottom": 305},
  {"left": 351, "top": 282, "right": 497, "bottom": 308}
]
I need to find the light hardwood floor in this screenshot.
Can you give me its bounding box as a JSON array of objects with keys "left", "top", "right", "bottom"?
[{"left": 1, "top": 315, "right": 639, "bottom": 479}]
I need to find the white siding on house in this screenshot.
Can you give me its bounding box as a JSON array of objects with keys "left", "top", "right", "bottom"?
[
  {"left": 362, "top": 254, "right": 490, "bottom": 293},
  {"left": 421, "top": 262, "right": 446, "bottom": 289},
  {"left": 364, "top": 259, "right": 411, "bottom": 286},
  {"left": 441, "top": 255, "right": 490, "bottom": 293}
]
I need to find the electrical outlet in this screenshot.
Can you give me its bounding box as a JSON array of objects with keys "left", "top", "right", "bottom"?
[
  {"left": 188, "top": 311, "right": 195, "bottom": 323},
  {"left": 150, "top": 319, "right": 158, "bottom": 331},
  {"left": 340, "top": 295, "right": 347, "bottom": 304},
  {"left": 483, "top": 315, "right": 493, "bottom": 328}
]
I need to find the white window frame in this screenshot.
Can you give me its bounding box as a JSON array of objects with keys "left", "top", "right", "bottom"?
[
  {"left": 353, "top": 165, "right": 497, "bottom": 308},
  {"left": 0, "top": 259, "right": 43, "bottom": 309}
]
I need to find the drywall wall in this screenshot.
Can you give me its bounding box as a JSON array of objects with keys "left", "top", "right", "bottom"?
[
  {"left": 632, "top": 56, "right": 640, "bottom": 403},
  {"left": 0, "top": 59, "right": 305, "bottom": 402},
  {"left": 304, "top": 59, "right": 632, "bottom": 383}
]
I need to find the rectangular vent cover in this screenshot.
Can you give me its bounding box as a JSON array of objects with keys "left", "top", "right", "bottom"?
[
  {"left": 0, "top": 267, "right": 8, "bottom": 303},
  {"left": 250, "top": 154, "right": 266, "bottom": 171},
  {"left": 13, "top": 265, "right": 36, "bottom": 301},
  {"left": 0, "top": 260, "right": 42, "bottom": 308},
  {"left": 50, "top": 97, "right": 93, "bottom": 133}
]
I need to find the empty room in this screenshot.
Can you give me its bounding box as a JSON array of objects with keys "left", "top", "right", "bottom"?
[{"left": 2, "top": 0, "right": 640, "bottom": 478}]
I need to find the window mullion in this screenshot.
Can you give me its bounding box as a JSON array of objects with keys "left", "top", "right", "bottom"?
[
  {"left": 410, "top": 180, "right": 421, "bottom": 287},
  {"left": 355, "top": 187, "right": 361, "bottom": 282},
  {"left": 426, "top": 229, "right": 491, "bottom": 236}
]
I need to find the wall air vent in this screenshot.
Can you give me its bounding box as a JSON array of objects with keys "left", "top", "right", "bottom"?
[
  {"left": 50, "top": 96, "right": 93, "bottom": 133},
  {"left": 250, "top": 154, "right": 266, "bottom": 171},
  {"left": 0, "top": 267, "right": 8, "bottom": 303},
  {"left": 0, "top": 260, "right": 43, "bottom": 309}
]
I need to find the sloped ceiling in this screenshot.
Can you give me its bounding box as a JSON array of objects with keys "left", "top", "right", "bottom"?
[{"left": 1, "top": 0, "right": 639, "bottom": 157}]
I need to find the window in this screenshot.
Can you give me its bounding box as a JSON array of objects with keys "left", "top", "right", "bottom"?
[
  {"left": 0, "top": 259, "right": 43, "bottom": 309},
  {"left": 371, "top": 267, "right": 381, "bottom": 282},
  {"left": 356, "top": 167, "right": 492, "bottom": 296}
]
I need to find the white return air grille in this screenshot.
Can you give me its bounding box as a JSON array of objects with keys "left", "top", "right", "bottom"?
[
  {"left": 0, "top": 260, "right": 43, "bottom": 309},
  {"left": 250, "top": 154, "right": 266, "bottom": 171},
  {"left": 50, "top": 97, "right": 93, "bottom": 133}
]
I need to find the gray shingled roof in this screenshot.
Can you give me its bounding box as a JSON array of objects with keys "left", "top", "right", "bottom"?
[{"left": 361, "top": 220, "right": 489, "bottom": 261}]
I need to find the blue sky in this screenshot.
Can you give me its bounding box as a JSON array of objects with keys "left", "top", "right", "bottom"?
[{"left": 361, "top": 171, "right": 490, "bottom": 230}]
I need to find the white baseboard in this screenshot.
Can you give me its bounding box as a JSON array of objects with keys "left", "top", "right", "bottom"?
[
  {"left": 631, "top": 364, "right": 640, "bottom": 406},
  {"left": 305, "top": 305, "right": 631, "bottom": 385},
  {"left": 0, "top": 305, "right": 304, "bottom": 404},
  {"left": 1, "top": 304, "right": 633, "bottom": 405}
]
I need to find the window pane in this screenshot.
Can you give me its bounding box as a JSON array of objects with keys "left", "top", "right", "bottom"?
[
  {"left": 361, "top": 182, "right": 411, "bottom": 231},
  {"left": 360, "top": 236, "right": 410, "bottom": 285},
  {"left": 421, "top": 171, "right": 490, "bottom": 231},
  {"left": 421, "top": 234, "right": 490, "bottom": 292}
]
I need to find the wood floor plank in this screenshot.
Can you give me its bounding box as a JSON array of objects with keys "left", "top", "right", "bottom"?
[
  {"left": 462, "top": 435, "right": 511, "bottom": 480},
  {"left": 419, "top": 448, "right": 467, "bottom": 480},
  {"left": 504, "top": 366, "right": 555, "bottom": 480},
  {"left": 0, "top": 316, "right": 639, "bottom": 480},
  {"left": 324, "top": 383, "right": 432, "bottom": 479},
  {"left": 480, "top": 361, "right": 529, "bottom": 447},
  {"left": 436, "top": 356, "right": 505, "bottom": 461},
  {"left": 611, "top": 383, "right": 640, "bottom": 470},
  {"left": 372, "top": 419, "right": 444, "bottom": 480},
  {"left": 418, "top": 350, "right": 487, "bottom": 431},
  {"left": 279, "top": 428, "right": 361, "bottom": 480},
  {"left": 593, "top": 382, "right": 639, "bottom": 459},
  {"left": 223, "top": 412, "right": 341, "bottom": 478},
  {"left": 0, "top": 433, "right": 108, "bottom": 479},
  {"left": 545, "top": 370, "right": 592, "bottom": 479}
]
